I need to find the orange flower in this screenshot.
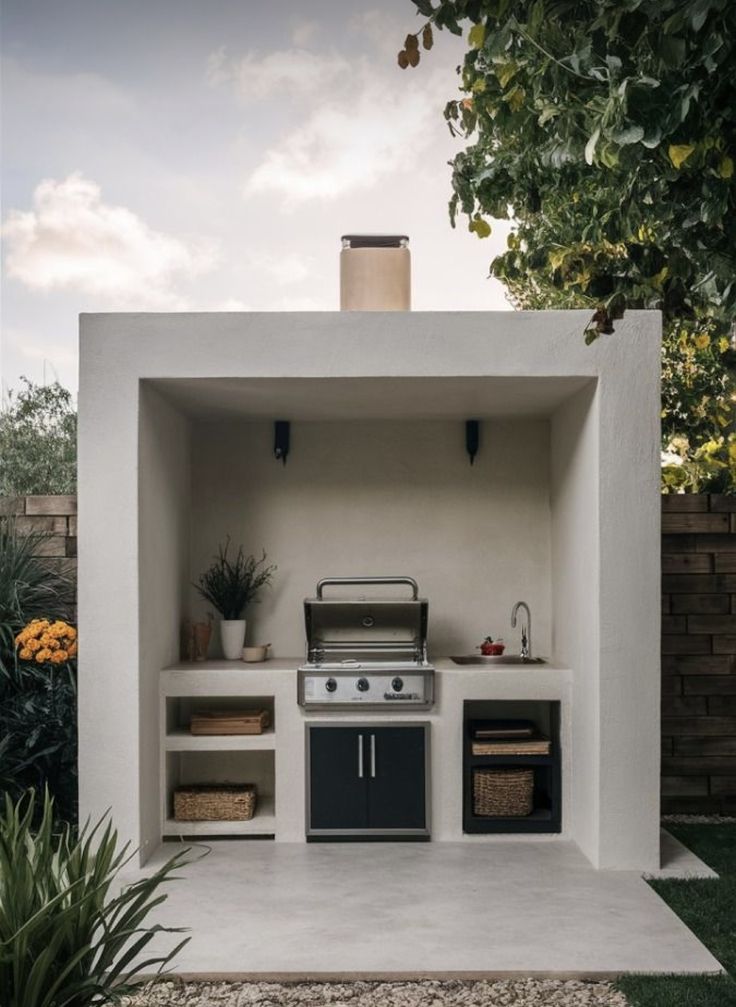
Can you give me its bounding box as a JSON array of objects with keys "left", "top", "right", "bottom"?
[{"left": 16, "top": 619, "right": 78, "bottom": 661}]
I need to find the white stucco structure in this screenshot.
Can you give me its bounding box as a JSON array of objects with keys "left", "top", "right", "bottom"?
[{"left": 78, "top": 310, "right": 661, "bottom": 870}]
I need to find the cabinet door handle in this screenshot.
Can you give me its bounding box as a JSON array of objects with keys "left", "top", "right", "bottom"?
[
  {"left": 358, "top": 734, "right": 364, "bottom": 778},
  {"left": 370, "top": 734, "right": 376, "bottom": 778}
]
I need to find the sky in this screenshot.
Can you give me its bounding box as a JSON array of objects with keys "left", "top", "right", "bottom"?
[{"left": 0, "top": 0, "right": 512, "bottom": 394}]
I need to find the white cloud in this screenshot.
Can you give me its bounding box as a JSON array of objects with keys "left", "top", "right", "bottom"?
[
  {"left": 2, "top": 173, "right": 216, "bottom": 308},
  {"left": 276, "top": 293, "right": 330, "bottom": 311},
  {"left": 206, "top": 45, "right": 347, "bottom": 100},
  {"left": 4, "top": 326, "right": 77, "bottom": 368},
  {"left": 247, "top": 251, "right": 313, "bottom": 285},
  {"left": 243, "top": 61, "right": 451, "bottom": 202},
  {"left": 348, "top": 9, "right": 411, "bottom": 58},
  {"left": 207, "top": 11, "right": 464, "bottom": 204},
  {"left": 215, "top": 298, "right": 253, "bottom": 311},
  {"left": 291, "top": 20, "right": 319, "bottom": 48}
]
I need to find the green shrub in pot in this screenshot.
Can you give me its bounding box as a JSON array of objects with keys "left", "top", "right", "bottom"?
[{"left": 194, "top": 539, "right": 276, "bottom": 659}]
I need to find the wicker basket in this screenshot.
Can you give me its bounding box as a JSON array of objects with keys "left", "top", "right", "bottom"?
[
  {"left": 174, "top": 784, "right": 257, "bottom": 821},
  {"left": 473, "top": 768, "right": 534, "bottom": 817}
]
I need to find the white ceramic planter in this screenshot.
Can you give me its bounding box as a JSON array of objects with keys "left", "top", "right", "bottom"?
[{"left": 220, "top": 619, "right": 246, "bottom": 660}]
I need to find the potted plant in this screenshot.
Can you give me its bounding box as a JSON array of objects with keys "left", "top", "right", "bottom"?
[{"left": 194, "top": 540, "right": 276, "bottom": 660}]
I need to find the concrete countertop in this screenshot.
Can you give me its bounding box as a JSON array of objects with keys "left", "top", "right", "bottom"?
[
  {"left": 433, "top": 657, "right": 571, "bottom": 674},
  {"left": 163, "top": 658, "right": 304, "bottom": 674},
  {"left": 160, "top": 659, "right": 572, "bottom": 702},
  {"left": 163, "top": 657, "right": 571, "bottom": 674}
]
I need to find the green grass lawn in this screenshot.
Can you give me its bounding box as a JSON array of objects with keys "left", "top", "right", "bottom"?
[{"left": 617, "top": 823, "right": 736, "bottom": 1007}]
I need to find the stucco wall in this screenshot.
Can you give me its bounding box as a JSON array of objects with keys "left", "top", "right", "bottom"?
[
  {"left": 138, "top": 384, "right": 191, "bottom": 860},
  {"left": 77, "top": 309, "right": 661, "bottom": 868},
  {"left": 189, "top": 418, "right": 552, "bottom": 660},
  {"left": 551, "top": 383, "right": 600, "bottom": 866}
]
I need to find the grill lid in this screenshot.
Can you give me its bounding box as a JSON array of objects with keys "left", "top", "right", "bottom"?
[{"left": 304, "top": 577, "right": 429, "bottom": 666}]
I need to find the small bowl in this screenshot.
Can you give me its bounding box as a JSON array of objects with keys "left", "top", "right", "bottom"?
[{"left": 242, "top": 644, "right": 271, "bottom": 663}]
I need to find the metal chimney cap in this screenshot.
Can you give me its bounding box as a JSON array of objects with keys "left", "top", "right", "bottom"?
[{"left": 341, "top": 234, "right": 409, "bottom": 248}]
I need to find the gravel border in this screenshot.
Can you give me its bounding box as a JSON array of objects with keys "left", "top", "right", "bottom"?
[{"left": 124, "top": 978, "right": 629, "bottom": 1007}]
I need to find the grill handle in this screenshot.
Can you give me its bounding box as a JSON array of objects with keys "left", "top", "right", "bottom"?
[{"left": 315, "top": 577, "right": 419, "bottom": 600}]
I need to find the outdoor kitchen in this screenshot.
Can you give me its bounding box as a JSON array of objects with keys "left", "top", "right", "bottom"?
[
  {"left": 161, "top": 409, "right": 565, "bottom": 843},
  {"left": 78, "top": 301, "right": 661, "bottom": 877},
  {"left": 72, "top": 225, "right": 660, "bottom": 880}
]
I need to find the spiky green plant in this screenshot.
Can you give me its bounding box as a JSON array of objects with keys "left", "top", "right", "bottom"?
[
  {"left": 0, "top": 790, "right": 189, "bottom": 1007},
  {"left": 0, "top": 662, "right": 78, "bottom": 826},
  {"left": 194, "top": 538, "right": 276, "bottom": 620}
]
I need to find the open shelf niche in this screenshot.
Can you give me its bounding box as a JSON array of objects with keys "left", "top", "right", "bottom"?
[
  {"left": 162, "top": 695, "right": 276, "bottom": 838},
  {"left": 463, "top": 699, "right": 561, "bottom": 834}
]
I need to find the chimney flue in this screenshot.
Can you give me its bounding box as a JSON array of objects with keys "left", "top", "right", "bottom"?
[{"left": 340, "top": 234, "right": 410, "bottom": 311}]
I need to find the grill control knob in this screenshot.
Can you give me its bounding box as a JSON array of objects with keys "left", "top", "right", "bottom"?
[
  {"left": 325, "top": 678, "right": 337, "bottom": 693},
  {"left": 391, "top": 676, "right": 404, "bottom": 692},
  {"left": 356, "top": 677, "right": 370, "bottom": 692}
]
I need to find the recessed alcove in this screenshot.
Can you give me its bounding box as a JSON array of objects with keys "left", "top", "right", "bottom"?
[
  {"left": 150, "top": 374, "right": 598, "bottom": 663},
  {"left": 78, "top": 309, "right": 661, "bottom": 870}
]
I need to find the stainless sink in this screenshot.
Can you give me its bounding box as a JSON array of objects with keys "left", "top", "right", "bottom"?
[{"left": 450, "top": 655, "right": 546, "bottom": 666}]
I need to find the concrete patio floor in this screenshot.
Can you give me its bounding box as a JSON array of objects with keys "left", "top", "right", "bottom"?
[{"left": 138, "top": 835, "right": 721, "bottom": 978}]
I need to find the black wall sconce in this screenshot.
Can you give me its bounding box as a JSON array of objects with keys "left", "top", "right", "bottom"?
[
  {"left": 465, "top": 420, "right": 480, "bottom": 465},
  {"left": 274, "top": 420, "right": 290, "bottom": 465}
]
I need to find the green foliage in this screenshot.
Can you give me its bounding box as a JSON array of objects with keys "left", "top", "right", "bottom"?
[
  {"left": 0, "top": 663, "right": 78, "bottom": 828},
  {"left": 662, "top": 433, "right": 736, "bottom": 493},
  {"left": 0, "top": 378, "right": 77, "bottom": 496},
  {"left": 0, "top": 790, "right": 189, "bottom": 1007},
  {"left": 618, "top": 974, "right": 736, "bottom": 1006},
  {"left": 648, "top": 875, "right": 736, "bottom": 977},
  {"left": 0, "top": 519, "right": 75, "bottom": 680},
  {"left": 667, "top": 822, "right": 736, "bottom": 877},
  {"left": 404, "top": 0, "right": 736, "bottom": 491},
  {"left": 194, "top": 539, "right": 276, "bottom": 620},
  {"left": 0, "top": 519, "right": 78, "bottom": 824}
]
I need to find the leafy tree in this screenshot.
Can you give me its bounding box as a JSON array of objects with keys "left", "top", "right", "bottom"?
[
  {"left": 0, "top": 378, "right": 77, "bottom": 496},
  {"left": 400, "top": 0, "right": 736, "bottom": 491}
]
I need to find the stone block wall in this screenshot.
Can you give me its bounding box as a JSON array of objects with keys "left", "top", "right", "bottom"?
[
  {"left": 662, "top": 494, "right": 736, "bottom": 815},
  {"left": 0, "top": 494, "right": 78, "bottom": 581}
]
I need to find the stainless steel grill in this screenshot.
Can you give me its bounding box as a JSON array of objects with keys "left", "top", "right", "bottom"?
[{"left": 297, "top": 577, "right": 435, "bottom": 709}]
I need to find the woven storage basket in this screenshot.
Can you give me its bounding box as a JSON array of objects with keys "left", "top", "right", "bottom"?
[
  {"left": 473, "top": 768, "right": 533, "bottom": 817},
  {"left": 190, "top": 710, "right": 269, "bottom": 736},
  {"left": 174, "top": 784, "right": 256, "bottom": 821}
]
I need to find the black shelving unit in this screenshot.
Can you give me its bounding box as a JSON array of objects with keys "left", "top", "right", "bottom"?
[{"left": 462, "top": 701, "right": 561, "bottom": 834}]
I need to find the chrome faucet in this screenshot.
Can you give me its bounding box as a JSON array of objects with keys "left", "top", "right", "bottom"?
[{"left": 511, "top": 601, "right": 531, "bottom": 661}]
